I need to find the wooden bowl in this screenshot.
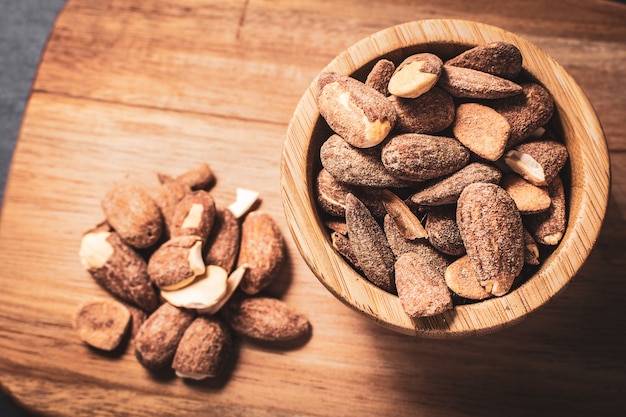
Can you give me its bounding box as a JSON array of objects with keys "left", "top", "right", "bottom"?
[{"left": 280, "top": 19, "right": 610, "bottom": 337}]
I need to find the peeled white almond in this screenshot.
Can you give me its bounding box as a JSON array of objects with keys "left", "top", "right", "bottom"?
[{"left": 161, "top": 265, "right": 228, "bottom": 310}]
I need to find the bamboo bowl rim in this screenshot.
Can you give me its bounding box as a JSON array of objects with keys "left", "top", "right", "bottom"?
[{"left": 280, "top": 19, "right": 611, "bottom": 338}]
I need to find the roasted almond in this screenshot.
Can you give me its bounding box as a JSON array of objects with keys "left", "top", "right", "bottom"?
[
  {"left": 388, "top": 53, "right": 443, "bottom": 98},
  {"left": 79, "top": 229, "right": 159, "bottom": 312},
  {"left": 147, "top": 235, "right": 206, "bottom": 291},
  {"left": 381, "top": 189, "right": 428, "bottom": 240},
  {"left": 102, "top": 182, "right": 163, "bottom": 249},
  {"left": 134, "top": 302, "right": 196, "bottom": 371},
  {"left": 425, "top": 206, "right": 465, "bottom": 256},
  {"left": 409, "top": 162, "right": 502, "bottom": 206},
  {"left": 74, "top": 298, "right": 131, "bottom": 351},
  {"left": 389, "top": 87, "right": 455, "bottom": 134},
  {"left": 504, "top": 140, "right": 569, "bottom": 187},
  {"left": 525, "top": 176, "right": 567, "bottom": 246},
  {"left": 456, "top": 183, "right": 524, "bottom": 296},
  {"left": 237, "top": 211, "right": 285, "bottom": 295},
  {"left": 320, "top": 134, "right": 412, "bottom": 188},
  {"left": 345, "top": 193, "right": 396, "bottom": 293},
  {"left": 331, "top": 231, "right": 361, "bottom": 271},
  {"left": 316, "top": 72, "right": 397, "bottom": 148},
  {"left": 444, "top": 256, "right": 491, "bottom": 301},
  {"left": 490, "top": 83, "right": 555, "bottom": 148},
  {"left": 501, "top": 174, "right": 551, "bottom": 214},
  {"left": 220, "top": 296, "right": 311, "bottom": 345},
  {"left": 445, "top": 42, "right": 522, "bottom": 80},
  {"left": 438, "top": 65, "right": 523, "bottom": 99},
  {"left": 395, "top": 252, "right": 453, "bottom": 318},
  {"left": 365, "top": 58, "right": 395, "bottom": 95},
  {"left": 204, "top": 207, "right": 241, "bottom": 273},
  {"left": 381, "top": 133, "right": 470, "bottom": 182},
  {"left": 172, "top": 316, "right": 232, "bottom": 380},
  {"left": 170, "top": 190, "right": 216, "bottom": 242},
  {"left": 315, "top": 168, "right": 385, "bottom": 218},
  {"left": 452, "top": 102, "right": 511, "bottom": 161}
]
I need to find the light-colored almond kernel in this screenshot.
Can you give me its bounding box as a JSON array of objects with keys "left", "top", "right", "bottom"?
[
  {"left": 452, "top": 102, "right": 510, "bottom": 161},
  {"left": 388, "top": 53, "right": 443, "bottom": 98},
  {"left": 501, "top": 174, "right": 551, "bottom": 214},
  {"left": 381, "top": 189, "right": 427, "bottom": 240},
  {"left": 444, "top": 256, "right": 491, "bottom": 300},
  {"left": 161, "top": 265, "right": 228, "bottom": 311}
]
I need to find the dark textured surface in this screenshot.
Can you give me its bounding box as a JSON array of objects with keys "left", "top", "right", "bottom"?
[{"left": 0, "top": 1, "right": 66, "bottom": 414}]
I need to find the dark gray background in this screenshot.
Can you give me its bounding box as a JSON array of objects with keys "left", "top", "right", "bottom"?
[{"left": 1, "top": 1, "right": 66, "bottom": 415}]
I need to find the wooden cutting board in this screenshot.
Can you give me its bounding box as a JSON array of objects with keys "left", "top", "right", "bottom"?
[{"left": 1, "top": 1, "right": 625, "bottom": 416}]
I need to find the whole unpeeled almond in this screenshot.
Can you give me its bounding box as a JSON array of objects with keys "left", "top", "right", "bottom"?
[
  {"left": 237, "top": 211, "right": 285, "bottom": 295},
  {"left": 438, "top": 65, "right": 523, "bottom": 99},
  {"left": 445, "top": 42, "right": 523, "bottom": 80},
  {"left": 74, "top": 298, "right": 131, "bottom": 351},
  {"left": 452, "top": 102, "right": 510, "bottom": 161},
  {"left": 456, "top": 183, "right": 524, "bottom": 296},
  {"left": 147, "top": 235, "right": 206, "bottom": 291}
]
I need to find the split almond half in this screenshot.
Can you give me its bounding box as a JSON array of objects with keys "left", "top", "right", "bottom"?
[
  {"left": 161, "top": 265, "right": 229, "bottom": 310},
  {"left": 381, "top": 189, "right": 427, "bottom": 240}
]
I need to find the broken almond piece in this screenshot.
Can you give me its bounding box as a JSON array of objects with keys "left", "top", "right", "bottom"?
[
  {"left": 161, "top": 265, "right": 229, "bottom": 311},
  {"left": 504, "top": 140, "right": 569, "bottom": 187},
  {"left": 79, "top": 230, "right": 159, "bottom": 312},
  {"left": 316, "top": 72, "right": 397, "bottom": 148},
  {"left": 523, "top": 228, "right": 541, "bottom": 265},
  {"left": 381, "top": 189, "right": 427, "bottom": 239},
  {"left": 74, "top": 298, "right": 131, "bottom": 351},
  {"left": 197, "top": 265, "right": 247, "bottom": 315},
  {"left": 388, "top": 53, "right": 443, "bottom": 98},
  {"left": 158, "top": 163, "right": 215, "bottom": 191},
  {"left": 172, "top": 316, "right": 233, "bottom": 380},
  {"left": 228, "top": 187, "right": 259, "bottom": 219},
  {"left": 452, "top": 102, "right": 510, "bottom": 161},
  {"left": 501, "top": 174, "right": 551, "bottom": 214},
  {"left": 148, "top": 235, "right": 206, "bottom": 291},
  {"left": 444, "top": 256, "right": 491, "bottom": 300},
  {"left": 525, "top": 176, "right": 567, "bottom": 246}
]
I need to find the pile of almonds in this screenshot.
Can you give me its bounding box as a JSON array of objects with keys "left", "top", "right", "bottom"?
[
  {"left": 315, "top": 42, "right": 569, "bottom": 318},
  {"left": 75, "top": 163, "right": 311, "bottom": 380}
]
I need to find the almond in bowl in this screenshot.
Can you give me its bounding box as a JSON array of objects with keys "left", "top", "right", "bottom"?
[{"left": 280, "top": 19, "right": 610, "bottom": 337}]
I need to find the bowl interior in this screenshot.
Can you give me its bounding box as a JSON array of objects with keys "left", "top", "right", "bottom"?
[{"left": 281, "top": 19, "right": 610, "bottom": 337}]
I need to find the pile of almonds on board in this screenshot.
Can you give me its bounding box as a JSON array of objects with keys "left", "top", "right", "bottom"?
[
  {"left": 315, "top": 42, "right": 568, "bottom": 318},
  {"left": 74, "top": 163, "right": 311, "bottom": 380}
]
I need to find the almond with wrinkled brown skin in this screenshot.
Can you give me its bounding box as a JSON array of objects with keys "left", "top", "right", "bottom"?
[
  {"left": 316, "top": 72, "right": 397, "bottom": 148},
  {"left": 74, "top": 298, "right": 131, "bottom": 351},
  {"left": 331, "top": 232, "right": 361, "bottom": 271},
  {"left": 425, "top": 206, "right": 465, "bottom": 256},
  {"left": 490, "top": 83, "right": 555, "bottom": 148},
  {"left": 452, "top": 102, "right": 511, "bottom": 161},
  {"left": 388, "top": 53, "right": 443, "bottom": 98},
  {"left": 381, "top": 133, "right": 470, "bottom": 182},
  {"left": 525, "top": 176, "right": 567, "bottom": 246},
  {"left": 237, "top": 211, "right": 285, "bottom": 295},
  {"left": 410, "top": 162, "right": 502, "bottom": 207},
  {"left": 438, "top": 65, "right": 523, "bottom": 99},
  {"left": 315, "top": 168, "right": 385, "bottom": 218},
  {"left": 345, "top": 193, "right": 396, "bottom": 293},
  {"left": 383, "top": 214, "right": 449, "bottom": 274},
  {"left": 154, "top": 180, "right": 192, "bottom": 235},
  {"left": 444, "top": 256, "right": 491, "bottom": 301},
  {"left": 147, "top": 235, "right": 206, "bottom": 290},
  {"left": 445, "top": 42, "right": 523, "bottom": 80},
  {"left": 172, "top": 316, "right": 232, "bottom": 380},
  {"left": 204, "top": 207, "right": 241, "bottom": 273},
  {"left": 79, "top": 229, "right": 159, "bottom": 312},
  {"left": 158, "top": 163, "right": 215, "bottom": 191},
  {"left": 220, "top": 296, "right": 311, "bottom": 345},
  {"left": 501, "top": 174, "right": 551, "bottom": 214},
  {"left": 134, "top": 302, "right": 196, "bottom": 371},
  {"left": 170, "top": 190, "right": 216, "bottom": 242},
  {"left": 395, "top": 252, "right": 453, "bottom": 318},
  {"left": 504, "top": 140, "right": 569, "bottom": 187},
  {"left": 365, "top": 59, "right": 395, "bottom": 95},
  {"left": 320, "top": 134, "right": 413, "bottom": 188},
  {"left": 389, "top": 87, "right": 455, "bottom": 134},
  {"left": 102, "top": 182, "right": 163, "bottom": 249},
  {"left": 457, "top": 183, "right": 524, "bottom": 296}
]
